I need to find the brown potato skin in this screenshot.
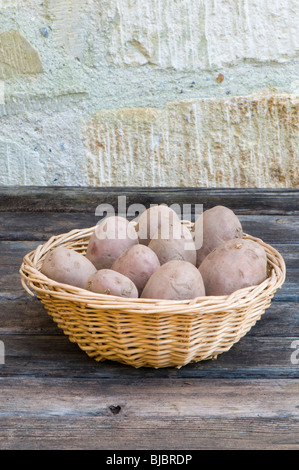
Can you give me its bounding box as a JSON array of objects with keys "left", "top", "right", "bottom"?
[
  {"left": 148, "top": 222, "right": 197, "bottom": 266},
  {"left": 41, "top": 247, "right": 97, "bottom": 289},
  {"left": 193, "top": 205, "right": 243, "bottom": 267},
  {"left": 136, "top": 205, "right": 180, "bottom": 246},
  {"left": 112, "top": 244, "right": 160, "bottom": 295},
  {"left": 141, "top": 260, "right": 206, "bottom": 300},
  {"left": 85, "top": 269, "right": 138, "bottom": 298},
  {"left": 85, "top": 216, "right": 138, "bottom": 270},
  {"left": 198, "top": 238, "right": 268, "bottom": 296}
]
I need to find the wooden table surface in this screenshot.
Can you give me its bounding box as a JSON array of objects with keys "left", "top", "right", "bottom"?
[{"left": 0, "top": 187, "right": 298, "bottom": 450}]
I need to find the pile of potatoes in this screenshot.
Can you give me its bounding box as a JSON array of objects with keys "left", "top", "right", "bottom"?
[{"left": 41, "top": 205, "right": 268, "bottom": 300}]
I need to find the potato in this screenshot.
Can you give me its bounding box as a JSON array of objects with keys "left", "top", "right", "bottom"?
[
  {"left": 141, "top": 260, "right": 205, "bottom": 300},
  {"left": 85, "top": 269, "right": 138, "bottom": 298},
  {"left": 86, "top": 216, "right": 138, "bottom": 270},
  {"left": 193, "top": 205, "right": 243, "bottom": 267},
  {"left": 198, "top": 238, "right": 268, "bottom": 296},
  {"left": 148, "top": 221, "right": 197, "bottom": 266},
  {"left": 41, "top": 246, "right": 97, "bottom": 289},
  {"left": 111, "top": 244, "right": 160, "bottom": 295},
  {"left": 135, "top": 204, "right": 180, "bottom": 245}
]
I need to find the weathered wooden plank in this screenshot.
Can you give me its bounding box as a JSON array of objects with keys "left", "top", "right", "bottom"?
[
  {"left": 0, "top": 212, "right": 95, "bottom": 241},
  {"left": 0, "top": 299, "right": 297, "bottom": 338},
  {"left": 270, "top": 244, "right": 299, "bottom": 270},
  {"left": 0, "top": 187, "right": 299, "bottom": 215},
  {"left": 0, "top": 299, "right": 297, "bottom": 379},
  {"left": 0, "top": 241, "right": 41, "bottom": 264},
  {"left": 0, "top": 298, "right": 58, "bottom": 335},
  {"left": 1, "top": 377, "right": 297, "bottom": 419},
  {"left": 0, "top": 213, "right": 298, "bottom": 243},
  {"left": 0, "top": 333, "right": 298, "bottom": 379},
  {"left": 0, "top": 378, "right": 298, "bottom": 449},
  {"left": 2, "top": 414, "right": 298, "bottom": 449},
  {"left": 240, "top": 216, "right": 299, "bottom": 245}
]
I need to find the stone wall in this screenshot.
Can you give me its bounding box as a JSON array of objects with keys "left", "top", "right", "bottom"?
[{"left": 0, "top": 0, "right": 298, "bottom": 187}]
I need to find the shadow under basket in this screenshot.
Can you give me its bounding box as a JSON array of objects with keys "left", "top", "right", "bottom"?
[{"left": 19, "top": 224, "right": 286, "bottom": 369}]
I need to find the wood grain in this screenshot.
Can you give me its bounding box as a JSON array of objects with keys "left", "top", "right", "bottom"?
[
  {"left": 0, "top": 378, "right": 298, "bottom": 450},
  {"left": 1, "top": 334, "right": 298, "bottom": 380},
  {"left": 1, "top": 213, "right": 299, "bottom": 242},
  {"left": 0, "top": 187, "right": 299, "bottom": 214}
]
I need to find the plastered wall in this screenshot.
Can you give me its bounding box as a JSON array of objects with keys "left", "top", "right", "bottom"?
[{"left": 0, "top": 0, "right": 298, "bottom": 187}]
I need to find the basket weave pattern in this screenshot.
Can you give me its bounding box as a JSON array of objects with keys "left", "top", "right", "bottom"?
[{"left": 20, "top": 223, "right": 286, "bottom": 368}]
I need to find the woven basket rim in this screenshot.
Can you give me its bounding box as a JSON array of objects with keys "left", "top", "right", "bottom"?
[{"left": 19, "top": 223, "right": 286, "bottom": 314}]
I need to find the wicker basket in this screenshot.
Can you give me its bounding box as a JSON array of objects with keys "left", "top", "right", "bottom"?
[{"left": 19, "top": 222, "right": 286, "bottom": 369}]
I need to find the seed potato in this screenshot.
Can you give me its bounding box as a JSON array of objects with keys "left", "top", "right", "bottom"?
[
  {"left": 148, "top": 221, "right": 197, "bottom": 266},
  {"left": 85, "top": 215, "right": 138, "bottom": 270},
  {"left": 198, "top": 238, "right": 268, "bottom": 296},
  {"left": 85, "top": 269, "right": 138, "bottom": 298},
  {"left": 41, "top": 246, "right": 97, "bottom": 289},
  {"left": 141, "top": 260, "right": 206, "bottom": 300},
  {"left": 111, "top": 244, "right": 160, "bottom": 295},
  {"left": 193, "top": 205, "right": 243, "bottom": 267},
  {"left": 136, "top": 204, "right": 180, "bottom": 245}
]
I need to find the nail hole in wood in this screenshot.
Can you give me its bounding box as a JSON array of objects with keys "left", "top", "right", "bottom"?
[{"left": 109, "top": 405, "right": 121, "bottom": 415}]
